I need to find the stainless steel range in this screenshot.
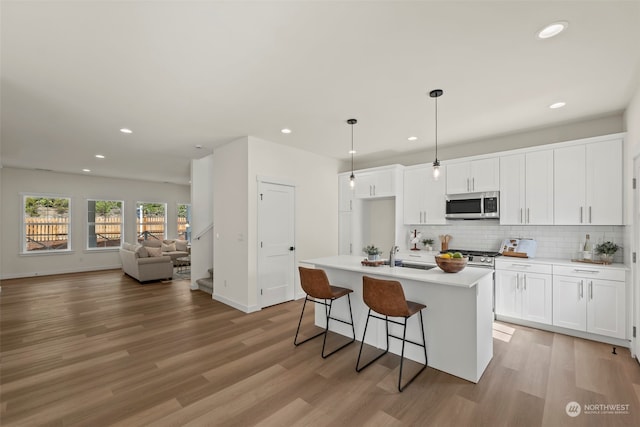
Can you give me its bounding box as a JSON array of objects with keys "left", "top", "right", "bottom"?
[{"left": 442, "top": 249, "right": 501, "bottom": 269}]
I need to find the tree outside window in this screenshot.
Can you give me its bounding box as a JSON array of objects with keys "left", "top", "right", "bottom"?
[
  {"left": 23, "top": 195, "right": 71, "bottom": 252},
  {"left": 177, "top": 203, "right": 191, "bottom": 242},
  {"left": 136, "top": 202, "right": 166, "bottom": 241},
  {"left": 88, "top": 200, "right": 123, "bottom": 249}
]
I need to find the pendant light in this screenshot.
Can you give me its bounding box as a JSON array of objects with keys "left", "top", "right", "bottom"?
[
  {"left": 430, "top": 89, "right": 443, "bottom": 180},
  {"left": 347, "top": 118, "right": 357, "bottom": 188}
]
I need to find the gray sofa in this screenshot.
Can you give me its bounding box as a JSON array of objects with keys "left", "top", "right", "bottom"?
[
  {"left": 119, "top": 242, "right": 174, "bottom": 282},
  {"left": 141, "top": 239, "right": 189, "bottom": 262}
]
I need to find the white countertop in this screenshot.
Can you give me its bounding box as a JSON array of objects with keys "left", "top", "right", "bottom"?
[
  {"left": 495, "top": 256, "right": 629, "bottom": 270},
  {"left": 300, "top": 255, "right": 493, "bottom": 289}
]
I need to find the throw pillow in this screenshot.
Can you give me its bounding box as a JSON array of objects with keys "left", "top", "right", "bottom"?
[
  {"left": 134, "top": 245, "right": 148, "bottom": 258},
  {"left": 147, "top": 246, "right": 162, "bottom": 257},
  {"left": 175, "top": 239, "right": 188, "bottom": 252},
  {"left": 162, "top": 242, "right": 176, "bottom": 252}
]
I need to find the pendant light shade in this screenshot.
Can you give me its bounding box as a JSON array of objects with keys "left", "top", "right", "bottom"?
[
  {"left": 347, "top": 118, "right": 357, "bottom": 188},
  {"left": 430, "top": 89, "right": 443, "bottom": 180}
]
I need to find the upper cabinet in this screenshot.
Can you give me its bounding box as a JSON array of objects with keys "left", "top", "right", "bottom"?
[
  {"left": 446, "top": 157, "right": 499, "bottom": 194},
  {"left": 500, "top": 150, "right": 554, "bottom": 225},
  {"left": 554, "top": 137, "right": 623, "bottom": 225},
  {"left": 338, "top": 173, "right": 354, "bottom": 212},
  {"left": 403, "top": 165, "right": 446, "bottom": 225},
  {"left": 353, "top": 165, "right": 401, "bottom": 199}
]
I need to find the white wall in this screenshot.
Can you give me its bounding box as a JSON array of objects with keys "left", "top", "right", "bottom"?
[
  {"left": 190, "top": 155, "right": 214, "bottom": 289},
  {"left": 212, "top": 136, "right": 340, "bottom": 312},
  {"left": 212, "top": 138, "right": 249, "bottom": 310},
  {"left": 347, "top": 113, "right": 624, "bottom": 172},
  {"left": 0, "top": 167, "right": 190, "bottom": 279},
  {"left": 247, "top": 136, "right": 340, "bottom": 309}
]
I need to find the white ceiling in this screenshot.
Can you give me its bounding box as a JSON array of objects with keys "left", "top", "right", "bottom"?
[{"left": 2, "top": 1, "right": 640, "bottom": 185}]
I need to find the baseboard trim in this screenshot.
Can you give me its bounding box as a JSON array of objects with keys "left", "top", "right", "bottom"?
[{"left": 212, "top": 293, "right": 259, "bottom": 313}]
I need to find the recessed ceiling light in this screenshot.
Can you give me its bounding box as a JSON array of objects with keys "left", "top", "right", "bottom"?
[
  {"left": 537, "top": 21, "right": 568, "bottom": 39},
  {"left": 120, "top": 128, "right": 133, "bottom": 134},
  {"left": 348, "top": 150, "right": 356, "bottom": 154},
  {"left": 549, "top": 101, "right": 566, "bottom": 109},
  {"left": 95, "top": 154, "right": 105, "bottom": 159},
  {"left": 195, "top": 144, "right": 202, "bottom": 149},
  {"left": 408, "top": 136, "right": 418, "bottom": 141},
  {"left": 281, "top": 128, "right": 292, "bottom": 134},
  {"left": 82, "top": 168, "right": 91, "bottom": 172}
]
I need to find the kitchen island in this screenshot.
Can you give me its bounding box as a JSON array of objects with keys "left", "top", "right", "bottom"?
[{"left": 299, "top": 255, "right": 494, "bottom": 383}]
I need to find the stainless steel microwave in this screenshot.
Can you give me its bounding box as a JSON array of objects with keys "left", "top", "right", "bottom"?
[{"left": 445, "top": 191, "right": 499, "bottom": 219}]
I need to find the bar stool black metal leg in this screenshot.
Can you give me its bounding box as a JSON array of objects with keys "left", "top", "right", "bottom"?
[
  {"left": 398, "top": 311, "right": 428, "bottom": 392},
  {"left": 356, "top": 310, "right": 390, "bottom": 372},
  {"left": 294, "top": 296, "right": 326, "bottom": 346}
]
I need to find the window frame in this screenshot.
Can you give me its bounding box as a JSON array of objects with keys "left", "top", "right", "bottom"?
[
  {"left": 21, "top": 193, "right": 72, "bottom": 255},
  {"left": 136, "top": 201, "right": 167, "bottom": 242},
  {"left": 86, "top": 199, "right": 124, "bottom": 251}
]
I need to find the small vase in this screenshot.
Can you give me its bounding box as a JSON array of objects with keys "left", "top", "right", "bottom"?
[
  {"left": 599, "top": 254, "right": 614, "bottom": 264},
  {"left": 368, "top": 254, "right": 380, "bottom": 261}
]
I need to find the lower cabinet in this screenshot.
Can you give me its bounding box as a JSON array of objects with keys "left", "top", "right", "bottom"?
[
  {"left": 552, "top": 268, "right": 626, "bottom": 339},
  {"left": 495, "top": 264, "right": 552, "bottom": 325}
]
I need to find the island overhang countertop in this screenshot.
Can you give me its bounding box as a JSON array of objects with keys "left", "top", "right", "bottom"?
[{"left": 301, "top": 255, "right": 493, "bottom": 288}]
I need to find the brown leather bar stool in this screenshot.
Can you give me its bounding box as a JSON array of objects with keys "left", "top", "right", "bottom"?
[
  {"left": 356, "top": 275, "right": 428, "bottom": 392},
  {"left": 294, "top": 267, "right": 356, "bottom": 358}
]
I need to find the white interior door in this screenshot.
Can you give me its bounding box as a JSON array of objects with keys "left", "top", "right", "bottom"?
[{"left": 258, "top": 180, "right": 295, "bottom": 308}]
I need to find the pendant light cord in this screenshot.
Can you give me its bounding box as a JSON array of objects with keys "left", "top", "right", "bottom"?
[
  {"left": 351, "top": 123, "right": 354, "bottom": 173},
  {"left": 434, "top": 95, "right": 438, "bottom": 162}
]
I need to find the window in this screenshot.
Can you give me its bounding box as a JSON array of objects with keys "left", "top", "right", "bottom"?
[
  {"left": 22, "top": 195, "right": 71, "bottom": 253},
  {"left": 136, "top": 202, "right": 166, "bottom": 242},
  {"left": 87, "top": 200, "right": 123, "bottom": 249},
  {"left": 177, "top": 203, "right": 191, "bottom": 242}
]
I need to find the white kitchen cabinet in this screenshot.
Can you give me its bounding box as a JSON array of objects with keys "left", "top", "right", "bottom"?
[
  {"left": 552, "top": 265, "right": 626, "bottom": 339},
  {"left": 495, "top": 261, "right": 552, "bottom": 325},
  {"left": 338, "top": 173, "right": 354, "bottom": 212},
  {"left": 500, "top": 150, "right": 554, "bottom": 225},
  {"left": 403, "top": 165, "right": 446, "bottom": 225},
  {"left": 554, "top": 138, "right": 623, "bottom": 225},
  {"left": 446, "top": 157, "right": 499, "bottom": 194},
  {"left": 354, "top": 167, "right": 398, "bottom": 199}
]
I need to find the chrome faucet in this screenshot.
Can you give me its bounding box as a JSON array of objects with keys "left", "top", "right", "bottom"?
[{"left": 389, "top": 245, "right": 399, "bottom": 267}]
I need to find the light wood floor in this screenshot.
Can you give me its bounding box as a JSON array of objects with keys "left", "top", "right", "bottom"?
[{"left": 1, "top": 270, "right": 640, "bottom": 426}]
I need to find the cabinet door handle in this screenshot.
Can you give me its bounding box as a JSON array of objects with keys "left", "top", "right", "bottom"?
[
  {"left": 516, "top": 273, "right": 519, "bottom": 290},
  {"left": 589, "top": 206, "right": 592, "bottom": 223},
  {"left": 579, "top": 280, "right": 584, "bottom": 299},
  {"left": 573, "top": 269, "right": 599, "bottom": 274},
  {"left": 467, "top": 178, "right": 470, "bottom": 192},
  {"left": 472, "top": 177, "right": 475, "bottom": 191},
  {"left": 589, "top": 280, "right": 593, "bottom": 300},
  {"left": 349, "top": 200, "right": 352, "bottom": 211},
  {"left": 580, "top": 206, "right": 583, "bottom": 223},
  {"left": 523, "top": 274, "right": 527, "bottom": 291},
  {"left": 520, "top": 208, "right": 523, "bottom": 224},
  {"left": 349, "top": 243, "right": 352, "bottom": 254},
  {"left": 423, "top": 211, "right": 427, "bottom": 223},
  {"left": 527, "top": 208, "right": 530, "bottom": 224},
  {"left": 512, "top": 264, "right": 531, "bottom": 268},
  {"left": 373, "top": 185, "right": 376, "bottom": 195}
]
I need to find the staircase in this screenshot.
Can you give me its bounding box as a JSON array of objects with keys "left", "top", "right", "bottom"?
[{"left": 196, "top": 268, "right": 213, "bottom": 294}]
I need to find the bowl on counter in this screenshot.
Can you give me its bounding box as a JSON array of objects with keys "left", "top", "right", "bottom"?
[{"left": 435, "top": 255, "right": 468, "bottom": 273}]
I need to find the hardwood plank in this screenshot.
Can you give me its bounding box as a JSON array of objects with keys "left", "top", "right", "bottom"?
[{"left": 2, "top": 270, "right": 639, "bottom": 426}]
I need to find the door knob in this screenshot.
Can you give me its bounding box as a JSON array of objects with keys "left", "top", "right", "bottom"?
[{"left": 289, "top": 246, "right": 295, "bottom": 251}]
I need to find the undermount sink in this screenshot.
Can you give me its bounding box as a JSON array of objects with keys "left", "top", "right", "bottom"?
[{"left": 399, "top": 262, "right": 436, "bottom": 271}]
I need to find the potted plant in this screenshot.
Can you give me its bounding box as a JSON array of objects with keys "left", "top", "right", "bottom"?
[
  {"left": 595, "top": 241, "right": 620, "bottom": 264},
  {"left": 363, "top": 245, "right": 382, "bottom": 261},
  {"left": 421, "top": 238, "right": 435, "bottom": 251}
]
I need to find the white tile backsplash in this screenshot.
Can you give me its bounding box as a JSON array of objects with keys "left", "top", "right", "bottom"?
[{"left": 404, "top": 222, "right": 626, "bottom": 263}]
